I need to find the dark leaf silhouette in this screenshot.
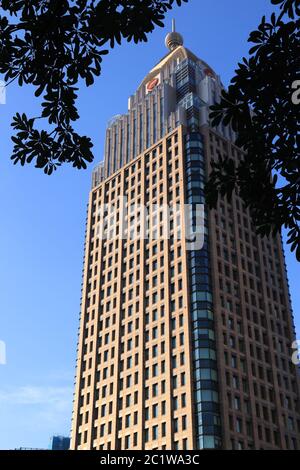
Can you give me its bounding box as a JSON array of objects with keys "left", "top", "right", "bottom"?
[
  {"left": 205, "top": 0, "right": 300, "bottom": 261},
  {"left": 0, "top": 0, "right": 188, "bottom": 174}
]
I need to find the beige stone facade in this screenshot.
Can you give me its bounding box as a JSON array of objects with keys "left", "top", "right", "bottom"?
[{"left": 71, "top": 34, "right": 300, "bottom": 450}]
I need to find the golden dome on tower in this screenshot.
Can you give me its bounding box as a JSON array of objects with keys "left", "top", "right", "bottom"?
[{"left": 165, "top": 19, "right": 184, "bottom": 51}]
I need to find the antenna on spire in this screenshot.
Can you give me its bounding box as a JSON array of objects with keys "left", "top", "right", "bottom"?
[{"left": 165, "top": 19, "right": 183, "bottom": 51}]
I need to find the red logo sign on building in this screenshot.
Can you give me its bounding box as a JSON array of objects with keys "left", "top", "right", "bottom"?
[{"left": 146, "top": 74, "right": 161, "bottom": 94}]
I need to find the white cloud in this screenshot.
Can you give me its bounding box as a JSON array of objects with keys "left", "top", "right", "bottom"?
[
  {"left": 0, "top": 385, "right": 73, "bottom": 448},
  {"left": 0, "top": 385, "right": 73, "bottom": 407}
]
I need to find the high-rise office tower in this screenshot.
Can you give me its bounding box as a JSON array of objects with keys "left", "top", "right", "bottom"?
[
  {"left": 71, "top": 25, "right": 300, "bottom": 450},
  {"left": 49, "top": 436, "right": 70, "bottom": 451}
]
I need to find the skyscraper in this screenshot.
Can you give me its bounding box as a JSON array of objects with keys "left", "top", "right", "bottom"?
[
  {"left": 71, "top": 25, "right": 300, "bottom": 450},
  {"left": 49, "top": 435, "right": 70, "bottom": 450}
]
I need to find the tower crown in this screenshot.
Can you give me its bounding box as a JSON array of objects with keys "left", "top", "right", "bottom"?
[{"left": 165, "top": 19, "right": 184, "bottom": 51}]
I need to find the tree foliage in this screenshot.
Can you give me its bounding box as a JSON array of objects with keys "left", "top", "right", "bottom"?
[
  {"left": 0, "top": 0, "right": 187, "bottom": 174},
  {"left": 205, "top": 0, "right": 300, "bottom": 260}
]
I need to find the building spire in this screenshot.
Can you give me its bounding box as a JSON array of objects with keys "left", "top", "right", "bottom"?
[
  {"left": 165, "top": 19, "right": 184, "bottom": 51},
  {"left": 172, "top": 18, "right": 176, "bottom": 33}
]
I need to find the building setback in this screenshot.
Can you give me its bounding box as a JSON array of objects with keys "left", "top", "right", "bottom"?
[{"left": 71, "top": 26, "right": 300, "bottom": 450}]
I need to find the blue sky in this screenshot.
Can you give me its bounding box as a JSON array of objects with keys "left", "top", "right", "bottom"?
[{"left": 0, "top": 0, "right": 299, "bottom": 450}]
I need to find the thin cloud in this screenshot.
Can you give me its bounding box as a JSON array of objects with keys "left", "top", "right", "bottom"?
[
  {"left": 0, "top": 385, "right": 73, "bottom": 449},
  {"left": 0, "top": 385, "right": 73, "bottom": 406}
]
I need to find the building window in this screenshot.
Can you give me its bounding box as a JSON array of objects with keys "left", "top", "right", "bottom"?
[
  {"left": 152, "top": 425, "right": 159, "bottom": 440},
  {"left": 125, "top": 435, "right": 130, "bottom": 449}
]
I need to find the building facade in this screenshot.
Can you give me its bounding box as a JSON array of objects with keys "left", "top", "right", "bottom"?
[
  {"left": 50, "top": 436, "right": 70, "bottom": 450},
  {"left": 71, "top": 27, "right": 300, "bottom": 450}
]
